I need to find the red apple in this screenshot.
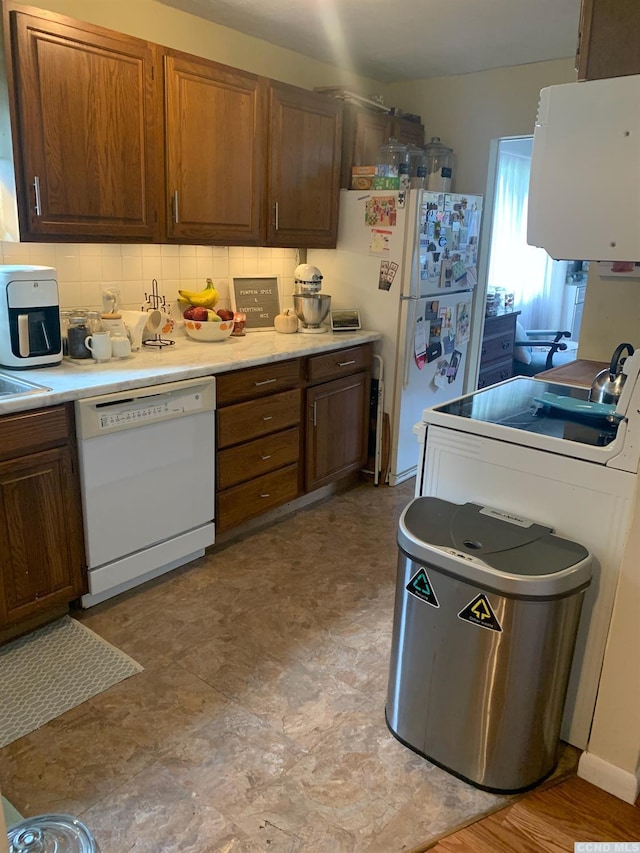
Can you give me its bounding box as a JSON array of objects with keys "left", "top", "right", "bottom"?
[
  {"left": 216, "top": 308, "right": 234, "bottom": 321},
  {"left": 185, "top": 306, "right": 209, "bottom": 322}
]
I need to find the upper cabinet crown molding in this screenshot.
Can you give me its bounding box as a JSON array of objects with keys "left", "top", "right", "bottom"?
[{"left": 0, "top": 2, "right": 344, "bottom": 248}]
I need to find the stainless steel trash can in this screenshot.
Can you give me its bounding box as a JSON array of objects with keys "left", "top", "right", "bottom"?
[{"left": 386, "top": 497, "right": 592, "bottom": 793}]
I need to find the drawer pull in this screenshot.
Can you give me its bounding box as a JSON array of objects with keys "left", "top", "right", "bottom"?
[
  {"left": 262, "top": 415, "right": 273, "bottom": 422},
  {"left": 254, "top": 378, "right": 277, "bottom": 387},
  {"left": 337, "top": 359, "right": 356, "bottom": 367},
  {"left": 501, "top": 340, "right": 510, "bottom": 350},
  {"left": 260, "top": 454, "right": 272, "bottom": 461},
  {"left": 260, "top": 493, "right": 271, "bottom": 499}
]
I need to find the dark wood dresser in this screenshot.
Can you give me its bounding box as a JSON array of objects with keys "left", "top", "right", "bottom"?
[{"left": 477, "top": 311, "right": 519, "bottom": 389}]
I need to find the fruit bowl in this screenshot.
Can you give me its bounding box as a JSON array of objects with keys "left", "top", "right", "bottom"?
[{"left": 184, "top": 319, "right": 234, "bottom": 341}]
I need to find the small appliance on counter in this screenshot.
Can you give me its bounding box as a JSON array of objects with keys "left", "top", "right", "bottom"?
[
  {"left": 292, "top": 263, "right": 331, "bottom": 333},
  {"left": 0, "top": 265, "right": 62, "bottom": 369}
]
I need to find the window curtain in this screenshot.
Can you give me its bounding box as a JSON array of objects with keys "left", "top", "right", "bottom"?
[{"left": 487, "top": 146, "right": 565, "bottom": 331}]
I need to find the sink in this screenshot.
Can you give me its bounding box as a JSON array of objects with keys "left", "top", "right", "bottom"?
[{"left": 0, "top": 372, "right": 51, "bottom": 398}]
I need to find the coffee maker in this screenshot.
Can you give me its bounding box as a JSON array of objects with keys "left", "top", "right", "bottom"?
[{"left": 0, "top": 265, "right": 62, "bottom": 368}]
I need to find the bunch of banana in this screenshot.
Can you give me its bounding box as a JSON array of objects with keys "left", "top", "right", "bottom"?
[{"left": 178, "top": 277, "right": 219, "bottom": 308}]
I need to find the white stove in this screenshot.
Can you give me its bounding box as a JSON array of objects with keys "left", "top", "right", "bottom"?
[{"left": 413, "top": 352, "right": 640, "bottom": 750}]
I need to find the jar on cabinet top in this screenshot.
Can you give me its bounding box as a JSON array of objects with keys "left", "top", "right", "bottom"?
[
  {"left": 376, "top": 138, "right": 409, "bottom": 178},
  {"left": 424, "top": 136, "right": 455, "bottom": 192}
]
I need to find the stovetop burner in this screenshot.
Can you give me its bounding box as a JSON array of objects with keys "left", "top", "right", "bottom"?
[{"left": 434, "top": 378, "right": 619, "bottom": 448}]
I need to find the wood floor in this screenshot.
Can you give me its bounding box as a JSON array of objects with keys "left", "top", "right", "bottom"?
[{"left": 424, "top": 776, "right": 640, "bottom": 852}]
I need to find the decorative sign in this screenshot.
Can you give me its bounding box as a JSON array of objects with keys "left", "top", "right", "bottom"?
[
  {"left": 406, "top": 567, "right": 440, "bottom": 608},
  {"left": 458, "top": 593, "right": 502, "bottom": 632},
  {"left": 231, "top": 276, "right": 280, "bottom": 331}
]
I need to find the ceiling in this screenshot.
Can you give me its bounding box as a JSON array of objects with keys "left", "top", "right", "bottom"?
[{"left": 158, "top": 0, "right": 582, "bottom": 83}]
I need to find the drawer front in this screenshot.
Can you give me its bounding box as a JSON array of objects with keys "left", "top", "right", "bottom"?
[
  {"left": 217, "top": 388, "right": 301, "bottom": 448},
  {"left": 480, "top": 332, "right": 515, "bottom": 366},
  {"left": 216, "top": 359, "right": 302, "bottom": 405},
  {"left": 217, "top": 427, "right": 300, "bottom": 490},
  {"left": 477, "top": 358, "right": 513, "bottom": 389},
  {"left": 306, "top": 343, "right": 372, "bottom": 384},
  {"left": 0, "top": 405, "right": 69, "bottom": 461},
  {"left": 217, "top": 464, "right": 299, "bottom": 532},
  {"left": 483, "top": 313, "right": 517, "bottom": 337}
]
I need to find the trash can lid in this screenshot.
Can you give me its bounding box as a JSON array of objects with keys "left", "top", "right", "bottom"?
[{"left": 398, "top": 498, "right": 592, "bottom": 598}]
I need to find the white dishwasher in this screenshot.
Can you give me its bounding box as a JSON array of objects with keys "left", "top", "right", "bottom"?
[{"left": 75, "top": 376, "right": 216, "bottom": 607}]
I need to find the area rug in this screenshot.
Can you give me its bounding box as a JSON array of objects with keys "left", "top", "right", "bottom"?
[{"left": 0, "top": 616, "right": 143, "bottom": 748}]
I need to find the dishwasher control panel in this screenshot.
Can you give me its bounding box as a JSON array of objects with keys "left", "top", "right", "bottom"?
[{"left": 75, "top": 376, "right": 216, "bottom": 440}]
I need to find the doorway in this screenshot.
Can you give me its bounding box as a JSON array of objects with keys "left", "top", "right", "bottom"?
[{"left": 479, "top": 136, "right": 584, "bottom": 380}]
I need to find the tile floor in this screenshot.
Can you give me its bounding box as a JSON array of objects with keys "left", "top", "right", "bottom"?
[{"left": 0, "top": 479, "right": 575, "bottom": 851}]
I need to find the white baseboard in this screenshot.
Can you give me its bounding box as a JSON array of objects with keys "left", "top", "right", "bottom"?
[{"left": 578, "top": 751, "right": 640, "bottom": 804}]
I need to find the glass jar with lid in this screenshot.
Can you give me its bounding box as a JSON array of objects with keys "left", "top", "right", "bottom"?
[
  {"left": 407, "top": 144, "right": 427, "bottom": 189},
  {"left": 424, "top": 136, "right": 455, "bottom": 191},
  {"left": 61, "top": 310, "right": 102, "bottom": 360},
  {"left": 376, "top": 138, "right": 409, "bottom": 178}
]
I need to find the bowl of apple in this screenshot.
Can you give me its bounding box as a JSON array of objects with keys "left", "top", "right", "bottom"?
[{"left": 183, "top": 306, "right": 235, "bottom": 341}]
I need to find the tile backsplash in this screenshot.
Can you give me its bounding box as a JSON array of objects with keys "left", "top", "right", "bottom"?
[{"left": 0, "top": 242, "right": 300, "bottom": 315}]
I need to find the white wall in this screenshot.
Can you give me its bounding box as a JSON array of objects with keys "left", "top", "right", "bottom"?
[
  {"left": 384, "top": 59, "right": 577, "bottom": 194},
  {"left": 31, "top": 0, "right": 377, "bottom": 92}
]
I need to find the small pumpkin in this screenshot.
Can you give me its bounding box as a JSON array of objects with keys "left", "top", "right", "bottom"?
[{"left": 274, "top": 309, "right": 298, "bottom": 334}]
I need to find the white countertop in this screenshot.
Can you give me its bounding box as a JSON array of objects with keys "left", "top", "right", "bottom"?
[{"left": 0, "top": 327, "right": 380, "bottom": 414}]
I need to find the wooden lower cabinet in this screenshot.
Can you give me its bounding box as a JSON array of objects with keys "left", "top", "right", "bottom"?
[
  {"left": 0, "top": 405, "right": 86, "bottom": 634},
  {"left": 217, "top": 465, "right": 299, "bottom": 532},
  {"left": 215, "top": 360, "right": 303, "bottom": 533},
  {"left": 304, "top": 343, "right": 372, "bottom": 492},
  {"left": 305, "top": 371, "right": 370, "bottom": 491},
  {"left": 215, "top": 343, "right": 373, "bottom": 533}
]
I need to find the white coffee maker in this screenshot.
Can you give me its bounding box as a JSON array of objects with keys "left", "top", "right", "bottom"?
[{"left": 0, "top": 265, "right": 62, "bottom": 368}]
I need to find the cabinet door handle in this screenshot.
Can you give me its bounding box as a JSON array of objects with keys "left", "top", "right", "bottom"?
[
  {"left": 33, "top": 176, "right": 42, "bottom": 216},
  {"left": 274, "top": 201, "right": 279, "bottom": 231},
  {"left": 260, "top": 454, "right": 272, "bottom": 461},
  {"left": 310, "top": 401, "right": 317, "bottom": 427},
  {"left": 338, "top": 359, "right": 356, "bottom": 367},
  {"left": 254, "top": 378, "right": 277, "bottom": 387},
  {"left": 173, "top": 190, "right": 180, "bottom": 224},
  {"left": 260, "top": 493, "right": 271, "bottom": 499},
  {"left": 262, "top": 415, "right": 273, "bottom": 422}
]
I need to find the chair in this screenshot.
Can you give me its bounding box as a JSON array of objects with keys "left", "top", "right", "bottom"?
[{"left": 513, "top": 323, "right": 572, "bottom": 376}]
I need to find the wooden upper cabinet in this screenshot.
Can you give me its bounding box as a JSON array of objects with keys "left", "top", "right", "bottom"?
[
  {"left": 163, "top": 51, "right": 265, "bottom": 244},
  {"left": 4, "top": 3, "right": 162, "bottom": 240},
  {"left": 339, "top": 103, "right": 424, "bottom": 188},
  {"left": 392, "top": 117, "right": 424, "bottom": 149},
  {"left": 340, "top": 104, "right": 389, "bottom": 188},
  {"left": 577, "top": 0, "right": 640, "bottom": 80},
  {"left": 266, "top": 81, "right": 342, "bottom": 248}
]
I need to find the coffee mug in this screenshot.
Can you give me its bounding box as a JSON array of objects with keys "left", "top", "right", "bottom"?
[
  {"left": 84, "top": 331, "right": 112, "bottom": 363},
  {"left": 110, "top": 334, "right": 132, "bottom": 358}
]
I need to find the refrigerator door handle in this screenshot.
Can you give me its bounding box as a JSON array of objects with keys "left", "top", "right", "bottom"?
[{"left": 403, "top": 298, "right": 418, "bottom": 389}]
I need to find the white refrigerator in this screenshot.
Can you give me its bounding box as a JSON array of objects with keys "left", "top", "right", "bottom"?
[{"left": 309, "top": 188, "right": 483, "bottom": 486}]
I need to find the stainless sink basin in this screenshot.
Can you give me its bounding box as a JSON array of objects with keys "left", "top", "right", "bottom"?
[{"left": 0, "top": 372, "right": 51, "bottom": 398}]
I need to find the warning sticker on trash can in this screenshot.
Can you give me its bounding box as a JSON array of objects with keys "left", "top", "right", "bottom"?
[
  {"left": 406, "top": 567, "right": 440, "bottom": 608},
  {"left": 458, "top": 593, "right": 502, "bottom": 632}
]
